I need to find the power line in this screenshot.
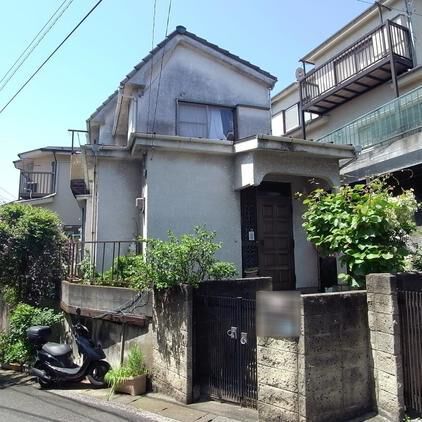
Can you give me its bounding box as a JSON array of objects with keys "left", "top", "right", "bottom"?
[
  {"left": 0, "top": 0, "right": 74, "bottom": 94},
  {"left": 0, "top": 0, "right": 105, "bottom": 116},
  {"left": 151, "top": 0, "right": 172, "bottom": 133},
  {"left": 0, "top": 185, "right": 16, "bottom": 200},
  {"left": 356, "top": 0, "right": 422, "bottom": 18},
  {"left": 146, "top": 0, "right": 158, "bottom": 133}
]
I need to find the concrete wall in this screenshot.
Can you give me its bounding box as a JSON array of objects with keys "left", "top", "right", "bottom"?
[
  {"left": 0, "top": 296, "right": 10, "bottom": 332},
  {"left": 257, "top": 291, "right": 372, "bottom": 421},
  {"left": 366, "top": 273, "right": 405, "bottom": 421},
  {"left": 152, "top": 286, "right": 193, "bottom": 404},
  {"left": 145, "top": 150, "right": 242, "bottom": 271},
  {"left": 63, "top": 314, "right": 153, "bottom": 371}
]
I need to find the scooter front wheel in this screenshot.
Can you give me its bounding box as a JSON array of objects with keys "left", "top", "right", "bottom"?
[{"left": 87, "top": 361, "right": 110, "bottom": 387}]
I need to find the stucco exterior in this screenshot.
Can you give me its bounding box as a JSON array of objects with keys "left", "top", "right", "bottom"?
[{"left": 79, "top": 26, "right": 354, "bottom": 290}]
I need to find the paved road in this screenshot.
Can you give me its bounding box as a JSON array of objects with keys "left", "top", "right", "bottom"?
[{"left": 0, "top": 371, "right": 168, "bottom": 422}]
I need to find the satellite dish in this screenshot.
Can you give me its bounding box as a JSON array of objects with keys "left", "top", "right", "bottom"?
[{"left": 295, "top": 67, "right": 305, "bottom": 81}]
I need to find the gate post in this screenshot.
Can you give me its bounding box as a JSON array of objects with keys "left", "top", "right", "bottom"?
[{"left": 367, "top": 273, "right": 404, "bottom": 421}]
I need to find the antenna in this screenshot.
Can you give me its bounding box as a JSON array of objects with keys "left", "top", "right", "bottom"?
[{"left": 295, "top": 67, "right": 305, "bottom": 81}]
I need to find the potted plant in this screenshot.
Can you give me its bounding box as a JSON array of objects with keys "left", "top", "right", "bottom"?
[{"left": 105, "top": 346, "right": 148, "bottom": 398}]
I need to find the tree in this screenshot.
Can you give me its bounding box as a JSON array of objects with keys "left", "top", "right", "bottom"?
[
  {"left": 0, "top": 204, "right": 66, "bottom": 306},
  {"left": 301, "top": 178, "right": 418, "bottom": 287}
]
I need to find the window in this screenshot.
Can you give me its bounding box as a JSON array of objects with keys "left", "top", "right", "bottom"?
[
  {"left": 272, "top": 111, "right": 284, "bottom": 136},
  {"left": 178, "top": 102, "right": 235, "bottom": 140},
  {"left": 284, "top": 104, "right": 300, "bottom": 132}
]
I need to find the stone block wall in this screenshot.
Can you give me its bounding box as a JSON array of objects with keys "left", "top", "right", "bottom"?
[
  {"left": 152, "top": 285, "right": 193, "bottom": 404},
  {"left": 300, "top": 291, "right": 372, "bottom": 421},
  {"left": 258, "top": 291, "right": 372, "bottom": 422},
  {"left": 367, "top": 274, "right": 404, "bottom": 421}
]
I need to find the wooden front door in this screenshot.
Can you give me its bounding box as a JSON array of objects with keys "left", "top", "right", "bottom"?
[{"left": 257, "top": 187, "right": 295, "bottom": 290}]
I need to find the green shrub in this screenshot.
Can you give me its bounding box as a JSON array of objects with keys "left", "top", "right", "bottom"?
[
  {"left": 139, "top": 226, "right": 238, "bottom": 290},
  {"left": 105, "top": 346, "right": 147, "bottom": 398},
  {"left": 411, "top": 246, "right": 422, "bottom": 271},
  {"left": 0, "top": 303, "right": 62, "bottom": 364},
  {"left": 301, "top": 178, "right": 419, "bottom": 287},
  {"left": 0, "top": 204, "right": 66, "bottom": 306},
  {"left": 209, "top": 261, "right": 238, "bottom": 279}
]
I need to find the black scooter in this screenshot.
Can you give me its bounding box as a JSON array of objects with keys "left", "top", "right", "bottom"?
[{"left": 27, "top": 309, "right": 111, "bottom": 388}]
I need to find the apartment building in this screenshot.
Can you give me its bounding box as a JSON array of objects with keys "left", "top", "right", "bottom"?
[{"left": 272, "top": 0, "right": 422, "bottom": 219}]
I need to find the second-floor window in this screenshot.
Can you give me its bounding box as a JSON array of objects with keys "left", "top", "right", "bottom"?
[{"left": 177, "top": 102, "right": 235, "bottom": 140}]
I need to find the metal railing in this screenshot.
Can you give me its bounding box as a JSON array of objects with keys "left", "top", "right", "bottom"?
[
  {"left": 317, "top": 86, "right": 422, "bottom": 148},
  {"left": 67, "top": 240, "right": 143, "bottom": 284},
  {"left": 18, "top": 171, "right": 55, "bottom": 199},
  {"left": 301, "top": 21, "right": 412, "bottom": 107}
]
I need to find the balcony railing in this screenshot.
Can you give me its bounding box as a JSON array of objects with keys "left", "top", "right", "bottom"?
[
  {"left": 317, "top": 86, "right": 422, "bottom": 148},
  {"left": 18, "top": 171, "right": 55, "bottom": 199},
  {"left": 300, "top": 21, "right": 413, "bottom": 114}
]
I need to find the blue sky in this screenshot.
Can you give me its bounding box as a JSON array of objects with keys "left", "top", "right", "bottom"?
[{"left": 0, "top": 0, "right": 368, "bottom": 200}]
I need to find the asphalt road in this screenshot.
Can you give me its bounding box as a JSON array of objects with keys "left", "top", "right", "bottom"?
[{"left": 0, "top": 371, "right": 165, "bottom": 422}]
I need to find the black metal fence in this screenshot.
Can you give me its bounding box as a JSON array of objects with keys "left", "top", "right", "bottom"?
[
  {"left": 398, "top": 284, "right": 422, "bottom": 414},
  {"left": 66, "top": 240, "right": 143, "bottom": 283},
  {"left": 194, "top": 294, "right": 257, "bottom": 408},
  {"left": 300, "top": 21, "right": 412, "bottom": 107}
]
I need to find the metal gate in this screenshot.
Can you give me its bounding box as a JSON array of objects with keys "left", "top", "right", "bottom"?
[
  {"left": 398, "top": 284, "right": 422, "bottom": 414},
  {"left": 194, "top": 294, "right": 257, "bottom": 408}
]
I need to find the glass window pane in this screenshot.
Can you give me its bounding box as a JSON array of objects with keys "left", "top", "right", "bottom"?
[
  {"left": 272, "top": 112, "right": 284, "bottom": 135},
  {"left": 285, "top": 105, "right": 299, "bottom": 132}
]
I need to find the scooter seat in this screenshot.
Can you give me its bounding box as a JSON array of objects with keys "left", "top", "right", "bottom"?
[{"left": 42, "top": 342, "right": 72, "bottom": 357}]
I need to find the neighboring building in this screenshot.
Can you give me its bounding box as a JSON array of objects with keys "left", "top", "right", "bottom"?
[
  {"left": 14, "top": 146, "right": 82, "bottom": 235},
  {"left": 271, "top": 0, "right": 422, "bottom": 221},
  {"left": 72, "top": 25, "right": 355, "bottom": 291}
]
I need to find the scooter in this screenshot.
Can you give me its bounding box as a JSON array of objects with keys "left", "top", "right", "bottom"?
[{"left": 27, "top": 308, "right": 111, "bottom": 388}]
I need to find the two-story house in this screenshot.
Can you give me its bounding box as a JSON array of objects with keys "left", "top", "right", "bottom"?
[
  {"left": 14, "top": 146, "right": 82, "bottom": 235},
  {"left": 72, "top": 25, "right": 355, "bottom": 291},
  {"left": 272, "top": 0, "right": 422, "bottom": 223}
]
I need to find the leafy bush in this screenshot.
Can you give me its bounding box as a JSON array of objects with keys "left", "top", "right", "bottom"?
[
  {"left": 105, "top": 346, "right": 147, "bottom": 397},
  {"left": 209, "top": 261, "right": 238, "bottom": 279},
  {"left": 0, "top": 204, "right": 66, "bottom": 306},
  {"left": 137, "top": 226, "right": 238, "bottom": 290},
  {"left": 0, "top": 303, "right": 62, "bottom": 364},
  {"left": 301, "top": 178, "right": 418, "bottom": 287},
  {"left": 411, "top": 246, "right": 422, "bottom": 271}
]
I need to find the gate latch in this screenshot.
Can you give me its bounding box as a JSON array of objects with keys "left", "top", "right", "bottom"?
[
  {"left": 227, "top": 326, "right": 238, "bottom": 339},
  {"left": 240, "top": 332, "right": 248, "bottom": 345}
]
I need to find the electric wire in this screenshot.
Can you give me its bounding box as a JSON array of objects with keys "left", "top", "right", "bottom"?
[
  {"left": 356, "top": 0, "right": 422, "bottom": 17},
  {"left": 0, "top": 0, "right": 74, "bottom": 94},
  {"left": 0, "top": 0, "right": 105, "bottom": 116},
  {"left": 151, "top": 0, "right": 172, "bottom": 133},
  {"left": 146, "top": 0, "right": 158, "bottom": 133}
]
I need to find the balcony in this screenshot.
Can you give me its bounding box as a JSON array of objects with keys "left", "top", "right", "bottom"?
[
  {"left": 300, "top": 21, "right": 413, "bottom": 115},
  {"left": 317, "top": 86, "right": 422, "bottom": 148},
  {"left": 18, "top": 171, "right": 55, "bottom": 200}
]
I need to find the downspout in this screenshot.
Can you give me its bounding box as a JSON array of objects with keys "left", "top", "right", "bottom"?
[
  {"left": 404, "top": 0, "right": 417, "bottom": 64},
  {"left": 52, "top": 151, "right": 58, "bottom": 193}
]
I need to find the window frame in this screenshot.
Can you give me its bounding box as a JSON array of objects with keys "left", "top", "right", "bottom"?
[{"left": 176, "top": 99, "right": 236, "bottom": 140}]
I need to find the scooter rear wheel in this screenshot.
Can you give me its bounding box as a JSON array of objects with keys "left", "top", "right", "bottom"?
[
  {"left": 87, "top": 361, "right": 110, "bottom": 387},
  {"left": 33, "top": 361, "right": 53, "bottom": 389}
]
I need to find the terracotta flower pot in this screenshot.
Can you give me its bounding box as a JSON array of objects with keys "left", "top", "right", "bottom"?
[{"left": 115, "top": 374, "right": 147, "bottom": 396}]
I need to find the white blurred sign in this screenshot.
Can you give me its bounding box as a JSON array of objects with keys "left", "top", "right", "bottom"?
[{"left": 256, "top": 291, "right": 300, "bottom": 338}]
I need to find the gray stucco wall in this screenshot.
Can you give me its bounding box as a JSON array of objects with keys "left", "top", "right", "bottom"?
[
  {"left": 95, "top": 158, "right": 142, "bottom": 243},
  {"left": 145, "top": 149, "right": 243, "bottom": 271}
]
